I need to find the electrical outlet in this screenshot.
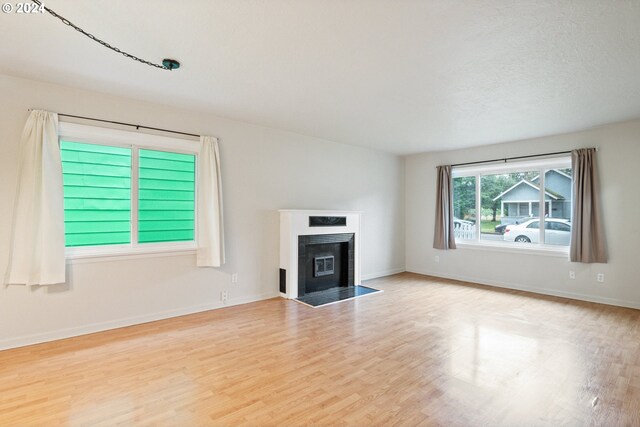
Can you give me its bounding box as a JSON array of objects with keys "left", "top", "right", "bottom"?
[
  {"left": 231, "top": 273, "right": 238, "bottom": 284},
  {"left": 435, "top": 255, "right": 440, "bottom": 263},
  {"left": 221, "top": 290, "right": 229, "bottom": 303},
  {"left": 596, "top": 273, "right": 605, "bottom": 283},
  {"left": 569, "top": 271, "right": 575, "bottom": 279}
]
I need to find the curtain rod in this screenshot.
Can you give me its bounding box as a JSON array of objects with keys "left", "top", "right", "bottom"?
[
  {"left": 446, "top": 147, "right": 598, "bottom": 168},
  {"left": 28, "top": 110, "right": 200, "bottom": 138}
]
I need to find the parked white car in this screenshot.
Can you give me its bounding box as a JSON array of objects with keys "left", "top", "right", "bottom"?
[{"left": 503, "top": 218, "right": 571, "bottom": 245}]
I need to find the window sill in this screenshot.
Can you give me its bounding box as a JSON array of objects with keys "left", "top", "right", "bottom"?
[
  {"left": 455, "top": 241, "right": 569, "bottom": 258},
  {"left": 66, "top": 245, "right": 197, "bottom": 264}
]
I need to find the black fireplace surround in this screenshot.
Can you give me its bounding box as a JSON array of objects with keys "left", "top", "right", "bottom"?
[{"left": 297, "top": 233, "right": 355, "bottom": 297}]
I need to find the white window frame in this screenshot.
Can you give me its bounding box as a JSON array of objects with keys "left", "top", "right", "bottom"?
[
  {"left": 59, "top": 122, "right": 200, "bottom": 261},
  {"left": 452, "top": 157, "right": 572, "bottom": 256}
]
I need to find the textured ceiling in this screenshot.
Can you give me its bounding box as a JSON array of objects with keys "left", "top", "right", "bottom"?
[{"left": 1, "top": 0, "right": 640, "bottom": 154}]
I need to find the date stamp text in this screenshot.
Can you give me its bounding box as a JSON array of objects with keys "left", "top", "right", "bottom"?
[{"left": 2, "top": 2, "right": 45, "bottom": 14}]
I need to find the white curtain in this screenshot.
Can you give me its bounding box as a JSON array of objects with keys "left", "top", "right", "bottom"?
[
  {"left": 197, "top": 136, "right": 225, "bottom": 267},
  {"left": 5, "top": 110, "right": 66, "bottom": 286}
]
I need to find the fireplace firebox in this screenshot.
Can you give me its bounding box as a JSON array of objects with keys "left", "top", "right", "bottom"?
[
  {"left": 314, "top": 255, "right": 334, "bottom": 277},
  {"left": 298, "top": 233, "right": 354, "bottom": 296}
]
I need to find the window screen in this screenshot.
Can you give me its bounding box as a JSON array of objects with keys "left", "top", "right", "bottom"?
[
  {"left": 61, "top": 140, "right": 132, "bottom": 247},
  {"left": 138, "top": 149, "right": 195, "bottom": 243}
]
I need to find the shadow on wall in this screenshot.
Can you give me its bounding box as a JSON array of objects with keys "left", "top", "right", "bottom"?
[{"left": 260, "top": 209, "right": 280, "bottom": 294}]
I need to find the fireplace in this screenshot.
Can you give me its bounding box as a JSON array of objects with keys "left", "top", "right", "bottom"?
[
  {"left": 298, "top": 233, "right": 354, "bottom": 296},
  {"left": 279, "top": 210, "right": 361, "bottom": 299}
]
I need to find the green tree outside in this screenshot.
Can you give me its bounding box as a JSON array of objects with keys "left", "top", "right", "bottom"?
[{"left": 455, "top": 171, "right": 539, "bottom": 223}]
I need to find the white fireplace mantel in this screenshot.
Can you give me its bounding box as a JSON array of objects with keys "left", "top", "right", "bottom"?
[{"left": 279, "top": 210, "right": 361, "bottom": 299}]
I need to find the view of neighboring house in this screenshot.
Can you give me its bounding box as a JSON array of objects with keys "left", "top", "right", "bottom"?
[{"left": 493, "top": 169, "right": 572, "bottom": 223}]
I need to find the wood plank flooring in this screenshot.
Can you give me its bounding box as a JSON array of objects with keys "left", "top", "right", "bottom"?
[{"left": 1, "top": 273, "right": 639, "bottom": 426}]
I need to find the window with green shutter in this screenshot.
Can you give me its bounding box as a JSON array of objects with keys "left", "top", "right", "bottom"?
[
  {"left": 138, "top": 149, "right": 195, "bottom": 243},
  {"left": 61, "top": 141, "right": 132, "bottom": 247},
  {"left": 60, "top": 126, "right": 198, "bottom": 255}
]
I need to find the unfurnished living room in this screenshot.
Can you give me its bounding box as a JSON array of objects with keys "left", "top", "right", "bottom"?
[{"left": 1, "top": 1, "right": 640, "bottom": 426}]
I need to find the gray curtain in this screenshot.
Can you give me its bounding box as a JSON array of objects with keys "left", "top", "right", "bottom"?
[
  {"left": 570, "top": 148, "right": 607, "bottom": 263},
  {"left": 433, "top": 165, "right": 456, "bottom": 250}
]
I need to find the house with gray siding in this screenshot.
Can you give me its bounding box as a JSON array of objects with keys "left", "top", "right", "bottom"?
[{"left": 493, "top": 169, "right": 572, "bottom": 221}]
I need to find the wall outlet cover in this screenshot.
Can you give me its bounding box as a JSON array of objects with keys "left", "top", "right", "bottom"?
[
  {"left": 596, "top": 273, "right": 605, "bottom": 283},
  {"left": 569, "top": 271, "right": 575, "bottom": 279}
]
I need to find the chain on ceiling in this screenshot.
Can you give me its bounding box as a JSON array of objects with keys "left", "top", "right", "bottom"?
[{"left": 31, "top": 0, "right": 180, "bottom": 71}]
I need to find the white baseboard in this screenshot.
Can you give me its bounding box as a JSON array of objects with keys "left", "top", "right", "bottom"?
[
  {"left": 406, "top": 267, "right": 640, "bottom": 310},
  {"left": 0, "top": 292, "right": 279, "bottom": 351},
  {"left": 361, "top": 267, "right": 405, "bottom": 281},
  {"left": 227, "top": 291, "right": 279, "bottom": 306}
]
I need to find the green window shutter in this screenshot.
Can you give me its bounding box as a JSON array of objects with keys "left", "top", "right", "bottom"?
[
  {"left": 138, "top": 149, "right": 195, "bottom": 243},
  {"left": 61, "top": 140, "right": 132, "bottom": 247}
]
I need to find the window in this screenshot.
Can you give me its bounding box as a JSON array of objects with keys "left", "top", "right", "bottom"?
[
  {"left": 452, "top": 158, "right": 572, "bottom": 250},
  {"left": 138, "top": 149, "right": 195, "bottom": 243},
  {"left": 59, "top": 122, "right": 199, "bottom": 258},
  {"left": 61, "top": 141, "right": 132, "bottom": 247}
]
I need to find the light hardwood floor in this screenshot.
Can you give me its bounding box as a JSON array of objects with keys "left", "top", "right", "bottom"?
[{"left": 1, "top": 273, "right": 639, "bottom": 426}]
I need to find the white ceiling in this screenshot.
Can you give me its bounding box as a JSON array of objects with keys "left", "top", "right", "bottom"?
[{"left": 2, "top": 0, "right": 640, "bottom": 155}]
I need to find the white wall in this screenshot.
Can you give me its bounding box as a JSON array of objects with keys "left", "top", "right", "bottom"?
[
  {"left": 0, "top": 74, "right": 405, "bottom": 349},
  {"left": 406, "top": 120, "right": 640, "bottom": 309}
]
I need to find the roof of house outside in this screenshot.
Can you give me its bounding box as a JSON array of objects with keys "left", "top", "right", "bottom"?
[{"left": 493, "top": 169, "right": 570, "bottom": 202}]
